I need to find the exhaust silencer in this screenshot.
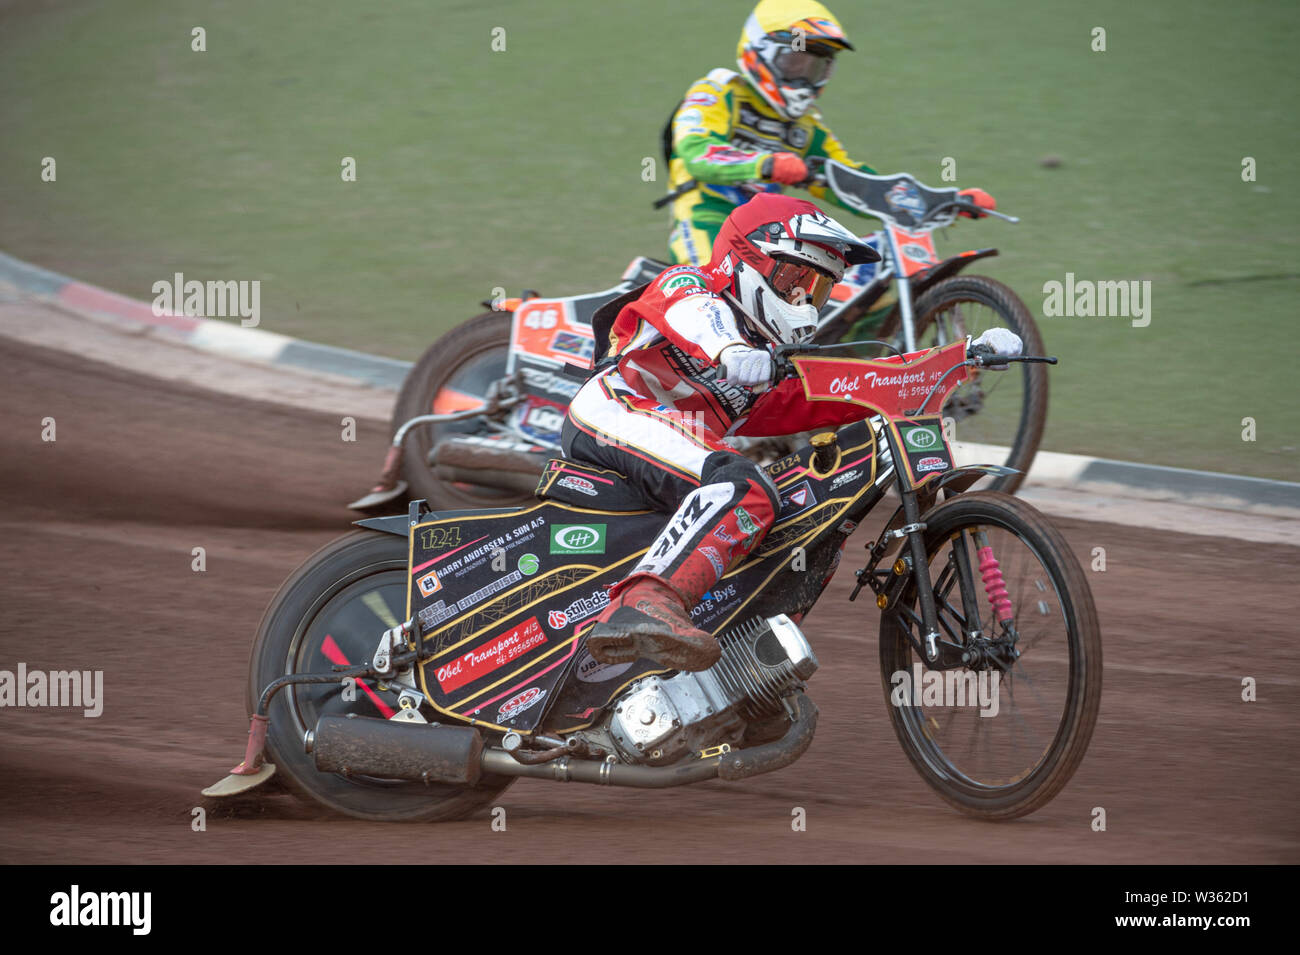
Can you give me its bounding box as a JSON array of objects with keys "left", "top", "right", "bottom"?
[{"left": 313, "top": 715, "right": 483, "bottom": 786}]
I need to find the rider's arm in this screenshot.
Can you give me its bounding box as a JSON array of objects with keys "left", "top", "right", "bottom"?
[
  {"left": 804, "top": 113, "right": 879, "bottom": 215},
  {"left": 732, "top": 344, "right": 936, "bottom": 436},
  {"left": 672, "top": 81, "right": 768, "bottom": 185},
  {"left": 637, "top": 268, "right": 748, "bottom": 362},
  {"left": 733, "top": 377, "right": 868, "bottom": 436}
]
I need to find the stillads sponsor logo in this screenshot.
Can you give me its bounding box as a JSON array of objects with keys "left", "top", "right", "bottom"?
[
  {"left": 889, "top": 663, "right": 1000, "bottom": 717},
  {"left": 547, "top": 589, "right": 610, "bottom": 630},
  {"left": 50, "top": 885, "right": 150, "bottom": 934},
  {"left": 498, "top": 686, "right": 546, "bottom": 721},
  {"left": 915, "top": 456, "right": 948, "bottom": 473},
  {"left": 0, "top": 665, "right": 102, "bottom": 717}
]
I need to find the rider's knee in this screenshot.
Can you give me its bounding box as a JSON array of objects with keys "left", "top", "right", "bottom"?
[{"left": 701, "top": 451, "right": 779, "bottom": 521}]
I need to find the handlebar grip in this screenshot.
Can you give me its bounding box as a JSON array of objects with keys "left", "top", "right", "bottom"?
[{"left": 969, "top": 344, "right": 1010, "bottom": 366}]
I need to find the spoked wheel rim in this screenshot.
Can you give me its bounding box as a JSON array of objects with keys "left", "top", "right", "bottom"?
[
  {"left": 889, "top": 521, "right": 1081, "bottom": 799},
  {"left": 282, "top": 564, "right": 417, "bottom": 790}
]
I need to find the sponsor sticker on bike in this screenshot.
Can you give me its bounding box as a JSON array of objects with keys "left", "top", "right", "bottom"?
[
  {"left": 516, "top": 553, "right": 539, "bottom": 576},
  {"left": 498, "top": 686, "right": 546, "bottom": 721},
  {"left": 550, "top": 330, "right": 593, "bottom": 360},
  {"left": 885, "top": 180, "right": 927, "bottom": 221},
  {"left": 550, "top": 524, "right": 606, "bottom": 554},
  {"left": 902, "top": 425, "right": 941, "bottom": 451},
  {"left": 546, "top": 589, "right": 609, "bottom": 630},
  {"left": 557, "top": 475, "right": 598, "bottom": 496},
  {"left": 779, "top": 480, "right": 816, "bottom": 518},
  {"left": 417, "top": 570, "right": 442, "bottom": 597},
  {"left": 574, "top": 650, "right": 634, "bottom": 684},
  {"left": 434, "top": 616, "right": 547, "bottom": 694},
  {"left": 893, "top": 416, "right": 952, "bottom": 485},
  {"left": 829, "top": 469, "right": 861, "bottom": 491}
]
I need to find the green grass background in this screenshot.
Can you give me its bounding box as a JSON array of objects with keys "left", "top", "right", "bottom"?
[{"left": 1, "top": 0, "right": 1296, "bottom": 477}]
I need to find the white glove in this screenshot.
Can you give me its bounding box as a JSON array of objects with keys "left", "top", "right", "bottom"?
[
  {"left": 970, "top": 328, "right": 1022, "bottom": 369},
  {"left": 717, "top": 344, "right": 773, "bottom": 387}
]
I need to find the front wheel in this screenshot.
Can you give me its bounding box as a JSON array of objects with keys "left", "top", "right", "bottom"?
[
  {"left": 247, "top": 530, "right": 514, "bottom": 821},
  {"left": 911, "top": 276, "right": 1048, "bottom": 493},
  {"left": 878, "top": 491, "right": 1101, "bottom": 820}
]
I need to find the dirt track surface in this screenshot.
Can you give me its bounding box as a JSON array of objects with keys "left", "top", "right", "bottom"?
[{"left": 1, "top": 335, "right": 1296, "bottom": 863}]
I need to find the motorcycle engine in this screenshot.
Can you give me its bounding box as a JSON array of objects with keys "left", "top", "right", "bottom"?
[{"left": 603, "top": 614, "right": 818, "bottom": 765}]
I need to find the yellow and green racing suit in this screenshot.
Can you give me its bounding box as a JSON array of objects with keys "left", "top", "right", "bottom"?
[{"left": 665, "top": 67, "right": 877, "bottom": 265}]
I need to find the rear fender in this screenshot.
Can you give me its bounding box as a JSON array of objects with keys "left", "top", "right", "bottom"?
[
  {"left": 908, "top": 248, "right": 999, "bottom": 300},
  {"left": 933, "top": 463, "right": 1019, "bottom": 497},
  {"left": 353, "top": 514, "right": 412, "bottom": 538}
]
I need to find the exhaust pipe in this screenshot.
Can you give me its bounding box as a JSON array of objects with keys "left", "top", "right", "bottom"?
[
  {"left": 433, "top": 436, "right": 548, "bottom": 493},
  {"left": 313, "top": 693, "right": 817, "bottom": 790},
  {"left": 313, "top": 715, "right": 483, "bottom": 785},
  {"left": 481, "top": 693, "right": 819, "bottom": 787}
]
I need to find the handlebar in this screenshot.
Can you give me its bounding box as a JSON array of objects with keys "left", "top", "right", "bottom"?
[
  {"left": 658, "top": 158, "right": 1018, "bottom": 226},
  {"left": 768, "top": 340, "right": 1056, "bottom": 384}
]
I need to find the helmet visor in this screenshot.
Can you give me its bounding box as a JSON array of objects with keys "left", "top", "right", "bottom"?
[
  {"left": 769, "top": 261, "right": 837, "bottom": 310},
  {"left": 772, "top": 49, "right": 836, "bottom": 86}
]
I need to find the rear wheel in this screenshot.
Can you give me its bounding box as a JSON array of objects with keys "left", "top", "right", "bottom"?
[
  {"left": 247, "top": 530, "right": 514, "bottom": 821},
  {"left": 910, "top": 276, "right": 1047, "bottom": 492},
  {"left": 392, "top": 311, "right": 532, "bottom": 508},
  {"left": 878, "top": 491, "right": 1101, "bottom": 820}
]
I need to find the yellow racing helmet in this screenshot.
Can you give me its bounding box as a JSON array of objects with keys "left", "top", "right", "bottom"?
[{"left": 737, "top": 0, "right": 854, "bottom": 120}]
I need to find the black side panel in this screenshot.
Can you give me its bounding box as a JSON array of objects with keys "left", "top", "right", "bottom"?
[
  {"left": 535, "top": 457, "right": 653, "bottom": 510},
  {"left": 410, "top": 502, "right": 664, "bottom": 734}
]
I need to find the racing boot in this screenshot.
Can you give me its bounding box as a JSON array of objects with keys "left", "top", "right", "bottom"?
[{"left": 584, "top": 571, "right": 721, "bottom": 672}]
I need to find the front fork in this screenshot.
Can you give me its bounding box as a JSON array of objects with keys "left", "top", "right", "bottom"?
[{"left": 856, "top": 427, "right": 1014, "bottom": 669}]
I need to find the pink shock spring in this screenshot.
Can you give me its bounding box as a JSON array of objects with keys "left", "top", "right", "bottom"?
[{"left": 977, "top": 546, "right": 1014, "bottom": 623}]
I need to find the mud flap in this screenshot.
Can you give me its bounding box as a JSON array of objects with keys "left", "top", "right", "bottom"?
[
  {"left": 202, "top": 762, "right": 277, "bottom": 798},
  {"left": 201, "top": 713, "right": 279, "bottom": 798}
]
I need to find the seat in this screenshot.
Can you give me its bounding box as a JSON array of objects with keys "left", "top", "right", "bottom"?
[{"left": 535, "top": 457, "right": 653, "bottom": 511}]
